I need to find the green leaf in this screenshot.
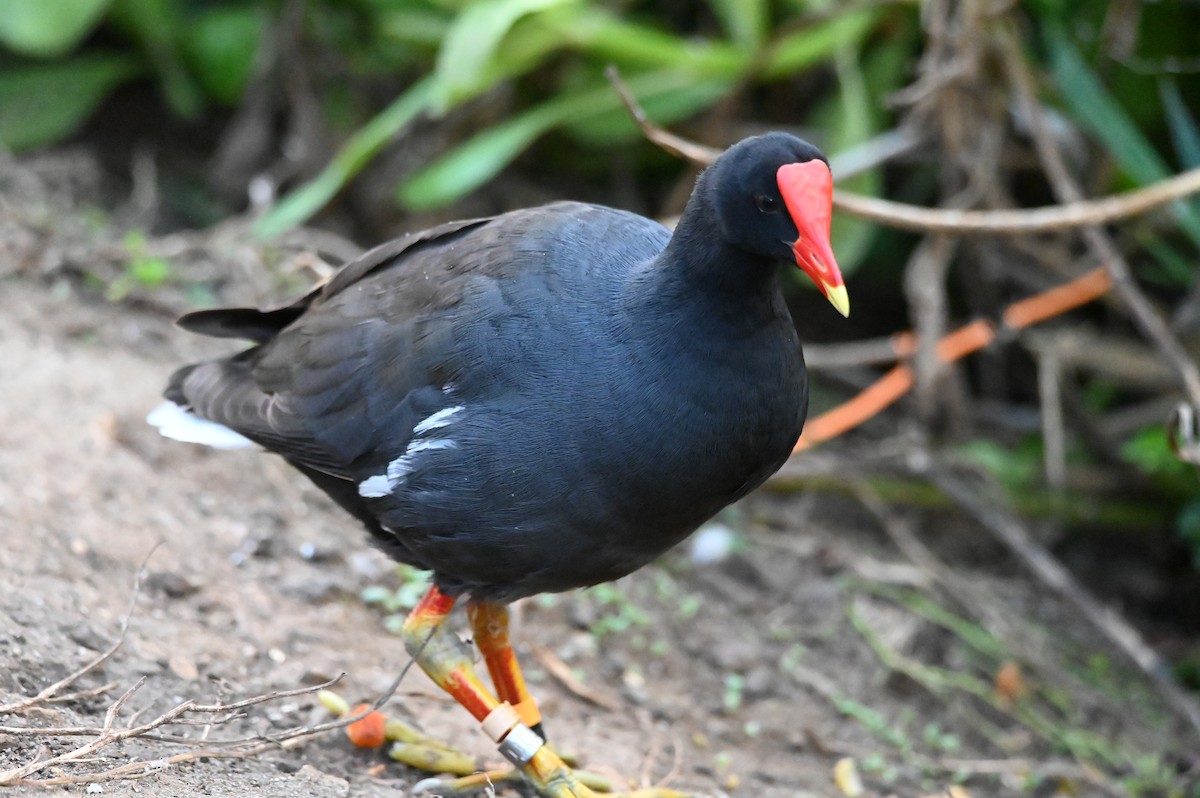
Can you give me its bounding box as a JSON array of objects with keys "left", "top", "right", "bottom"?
[
  {"left": 811, "top": 33, "right": 909, "bottom": 275},
  {"left": 431, "top": 0, "right": 577, "bottom": 112},
  {"left": 761, "top": 9, "right": 880, "bottom": 79},
  {"left": 180, "top": 6, "right": 265, "bottom": 104},
  {"left": 398, "top": 99, "right": 571, "bottom": 211},
  {"left": 565, "top": 72, "right": 733, "bottom": 144},
  {"left": 1138, "top": 232, "right": 1195, "bottom": 288},
  {"left": 398, "top": 71, "right": 731, "bottom": 210},
  {"left": 254, "top": 77, "right": 436, "bottom": 239},
  {"left": 464, "top": 4, "right": 582, "bottom": 93},
  {"left": 821, "top": 45, "right": 875, "bottom": 275},
  {"left": 706, "top": 0, "right": 767, "bottom": 50},
  {"left": 1161, "top": 77, "right": 1200, "bottom": 169},
  {"left": 562, "top": 10, "right": 744, "bottom": 75},
  {"left": 1046, "top": 29, "right": 1168, "bottom": 183},
  {"left": 109, "top": 0, "right": 203, "bottom": 118},
  {"left": 0, "top": 0, "right": 112, "bottom": 57},
  {"left": 377, "top": 8, "right": 453, "bottom": 48},
  {"left": 0, "top": 54, "right": 140, "bottom": 151},
  {"left": 1046, "top": 26, "right": 1200, "bottom": 246},
  {"left": 129, "top": 256, "right": 171, "bottom": 286}
]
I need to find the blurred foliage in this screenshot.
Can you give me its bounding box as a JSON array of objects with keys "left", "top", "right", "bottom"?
[
  {"left": 263, "top": 0, "right": 902, "bottom": 247},
  {"left": 1, "top": 0, "right": 1197, "bottom": 253},
  {"left": 1122, "top": 427, "right": 1200, "bottom": 563},
  {"left": 0, "top": 0, "right": 917, "bottom": 268}
]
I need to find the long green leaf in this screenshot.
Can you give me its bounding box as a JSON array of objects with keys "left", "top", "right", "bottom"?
[
  {"left": 1160, "top": 77, "right": 1200, "bottom": 170},
  {"left": 398, "top": 105, "right": 564, "bottom": 211},
  {"left": 431, "top": 0, "right": 577, "bottom": 112},
  {"left": 565, "top": 74, "right": 733, "bottom": 144},
  {"left": 180, "top": 6, "right": 264, "bottom": 105},
  {"left": 1046, "top": 27, "right": 1200, "bottom": 246},
  {"left": 1046, "top": 30, "right": 1168, "bottom": 183},
  {"left": 0, "top": 0, "right": 112, "bottom": 57},
  {"left": 559, "top": 9, "right": 744, "bottom": 75},
  {"left": 706, "top": 0, "right": 767, "bottom": 50},
  {"left": 0, "top": 55, "right": 140, "bottom": 151},
  {"left": 819, "top": 45, "right": 875, "bottom": 275},
  {"left": 377, "top": 8, "right": 453, "bottom": 48},
  {"left": 109, "top": 0, "right": 203, "bottom": 118},
  {"left": 254, "top": 77, "right": 436, "bottom": 239},
  {"left": 398, "top": 71, "right": 731, "bottom": 210},
  {"left": 761, "top": 9, "right": 880, "bottom": 79}
]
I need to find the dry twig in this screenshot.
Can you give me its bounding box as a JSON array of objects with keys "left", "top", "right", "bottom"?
[
  {"left": 528, "top": 641, "right": 620, "bottom": 711},
  {"left": 999, "top": 29, "right": 1200, "bottom": 410},
  {"left": 604, "top": 66, "right": 1200, "bottom": 234},
  {"left": 0, "top": 543, "right": 425, "bottom": 788},
  {"left": 0, "top": 671, "right": 348, "bottom": 786},
  {"left": 0, "top": 676, "right": 348, "bottom": 787},
  {"left": 0, "top": 545, "right": 161, "bottom": 714},
  {"left": 925, "top": 462, "right": 1200, "bottom": 742}
]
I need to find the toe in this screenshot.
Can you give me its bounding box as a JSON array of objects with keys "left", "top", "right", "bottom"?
[
  {"left": 522, "top": 747, "right": 598, "bottom": 798},
  {"left": 388, "top": 741, "right": 478, "bottom": 776}
]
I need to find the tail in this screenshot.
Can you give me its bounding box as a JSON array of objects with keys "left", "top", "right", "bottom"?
[
  {"left": 153, "top": 293, "right": 304, "bottom": 452},
  {"left": 148, "top": 363, "right": 257, "bottom": 450},
  {"left": 147, "top": 399, "right": 257, "bottom": 450}
]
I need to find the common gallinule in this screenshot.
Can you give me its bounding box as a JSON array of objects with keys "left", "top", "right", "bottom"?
[{"left": 150, "top": 132, "right": 848, "bottom": 797}]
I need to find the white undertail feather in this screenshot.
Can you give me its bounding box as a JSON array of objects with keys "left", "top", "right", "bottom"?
[{"left": 147, "top": 402, "right": 258, "bottom": 450}]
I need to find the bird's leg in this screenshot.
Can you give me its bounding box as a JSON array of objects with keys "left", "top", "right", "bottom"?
[
  {"left": 466, "top": 601, "right": 544, "bottom": 739},
  {"left": 402, "top": 586, "right": 497, "bottom": 721},
  {"left": 400, "top": 585, "right": 596, "bottom": 798}
]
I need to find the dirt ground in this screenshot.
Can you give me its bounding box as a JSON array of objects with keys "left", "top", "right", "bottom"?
[{"left": 1, "top": 152, "right": 1197, "bottom": 798}]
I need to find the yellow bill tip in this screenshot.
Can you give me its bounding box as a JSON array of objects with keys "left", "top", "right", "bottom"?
[{"left": 825, "top": 283, "right": 850, "bottom": 318}]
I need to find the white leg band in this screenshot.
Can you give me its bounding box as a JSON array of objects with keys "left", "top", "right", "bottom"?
[{"left": 497, "top": 722, "right": 545, "bottom": 766}]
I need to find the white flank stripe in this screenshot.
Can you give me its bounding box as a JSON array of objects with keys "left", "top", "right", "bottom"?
[
  {"left": 357, "top": 474, "right": 393, "bottom": 498},
  {"left": 386, "top": 438, "right": 457, "bottom": 482},
  {"left": 413, "top": 405, "right": 464, "bottom": 435},
  {"left": 146, "top": 402, "right": 257, "bottom": 450}
]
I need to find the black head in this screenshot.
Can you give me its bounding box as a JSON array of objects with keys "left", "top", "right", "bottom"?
[{"left": 706, "top": 132, "right": 848, "bottom": 316}]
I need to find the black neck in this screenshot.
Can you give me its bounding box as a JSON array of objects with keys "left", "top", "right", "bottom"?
[{"left": 656, "top": 170, "right": 781, "bottom": 303}]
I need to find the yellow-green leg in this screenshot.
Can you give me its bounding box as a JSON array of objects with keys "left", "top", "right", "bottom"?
[{"left": 399, "top": 585, "right": 595, "bottom": 798}]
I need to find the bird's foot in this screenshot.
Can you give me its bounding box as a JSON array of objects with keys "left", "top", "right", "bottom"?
[
  {"left": 519, "top": 745, "right": 598, "bottom": 797},
  {"left": 404, "top": 745, "right": 693, "bottom": 798},
  {"left": 321, "top": 689, "right": 692, "bottom": 798},
  {"left": 406, "top": 747, "right": 614, "bottom": 798}
]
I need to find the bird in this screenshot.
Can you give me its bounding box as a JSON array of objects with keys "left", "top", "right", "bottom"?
[{"left": 149, "top": 132, "right": 848, "bottom": 797}]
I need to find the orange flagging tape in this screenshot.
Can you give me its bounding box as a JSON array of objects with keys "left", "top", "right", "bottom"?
[
  {"left": 1004, "top": 268, "right": 1112, "bottom": 330},
  {"left": 794, "top": 267, "right": 1112, "bottom": 452}
]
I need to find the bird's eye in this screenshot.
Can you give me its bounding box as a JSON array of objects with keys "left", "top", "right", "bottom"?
[{"left": 755, "top": 194, "right": 779, "bottom": 213}]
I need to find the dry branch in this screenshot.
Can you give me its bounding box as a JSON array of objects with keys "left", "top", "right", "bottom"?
[
  {"left": 604, "top": 66, "right": 1200, "bottom": 234},
  {"left": 0, "top": 545, "right": 424, "bottom": 789},
  {"left": 926, "top": 463, "right": 1200, "bottom": 742},
  {"left": 0, "top": 545, "right": 160, "bottom": 714},
  {"left": 999, "top": 30, "right": 1200, "bottom": 413},
  {"left": 0, "top": 668, "right": 348, "bottom": 787}
]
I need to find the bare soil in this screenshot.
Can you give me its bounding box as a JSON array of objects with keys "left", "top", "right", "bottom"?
[{"left": 1, "top": 151, "right": 1196, "bottom": 798}]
